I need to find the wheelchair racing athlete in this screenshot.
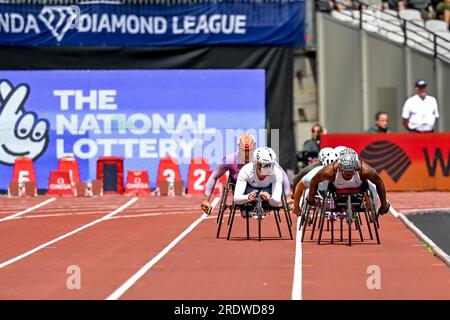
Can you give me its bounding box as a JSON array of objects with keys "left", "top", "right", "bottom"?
[
  {"left": 233, "top": 147, "right": 284, "bottom": 218},
  {"left": 292, "top": 149, "right": 339, "bottom": 216},
  {"left": 291, "top": 147, "right": 340, "bottom": 197},
  {"left": 306, "top": 148, "right": 391, "bottom": 216},
  {"left": 200, "top": 134, "right": 292, "bottom": 213}
]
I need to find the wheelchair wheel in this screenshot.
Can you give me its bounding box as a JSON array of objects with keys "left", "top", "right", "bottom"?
[
  {"left": 368, "top": 197, "right": 381, "bottom": 244},
  {"left": 317, "top": 192, "right": 329, "bottom": 244},
  {"left": 346, "top": 195, "right": 352, "bottom": 247}
]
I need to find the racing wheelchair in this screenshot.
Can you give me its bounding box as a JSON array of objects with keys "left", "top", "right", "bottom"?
[
  {"left": 298, "top": 180, "right": 380, "bottom": 246},
  {"left": 214, "top": 177, "right": 293, "bottom": 240}
]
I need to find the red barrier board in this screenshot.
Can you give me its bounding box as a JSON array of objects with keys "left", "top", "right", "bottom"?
[
  {"left": 125, "top": 170, "right": 151, "bottom": 196},
  {"left": 157, "top": 157, "right": 181, "bottom": 183},
  {"left": 187, "top": 158, "right": 210, "bottom": 195},
  {"left": 12, "top": 157, "right": 37, "bottom": 185},
  {"left": 58, "top": 156, "right": 81, "bottom": 186},
  {"left": 47, "top": 170, "right": 75, "bottom": 196},
  {"left": 321, "top": 133, "right": 450, "bottom": 191}
]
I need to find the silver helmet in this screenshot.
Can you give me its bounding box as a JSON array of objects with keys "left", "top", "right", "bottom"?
[{"left": 337, "top": 148, "right": 360, "bottom": 171}]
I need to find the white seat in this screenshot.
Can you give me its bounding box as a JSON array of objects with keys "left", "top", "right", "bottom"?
[
  {"left": 407, "top": 30, "right": 433, "bottom": 46},
  {"left": 399, "top": 9, "right": 422, "bottom": 21},
  {"left": 425, "top": 20, "right": 449, "bottom": 33},
  {"left": 331, "top": 10, "right": 354, "bottom": 23},
  {"left": 379, "top": 11, "right": 401, "bottom": 25},
  {"left": 435, "top": 31, "right": 450, "bottom": 42},
  {"left": 386, "top": 31, "right": 405, "bottom": 43},
  {"left": 405, "top": 19, "right": 425, "bottom": 32}
]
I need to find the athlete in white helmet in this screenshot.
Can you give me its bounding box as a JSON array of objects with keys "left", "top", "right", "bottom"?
[
  {"left": 234, "top": 147, "right": 284, "bottom": 210},
  {"left": 292, "top": 147, "right": 335, "bottom": 197},
  {"left": 292, "top": 150, "right": 339, "bottom": 215},
  {"left": 307, "top": 148, "right": 390, "bottom": 215}
]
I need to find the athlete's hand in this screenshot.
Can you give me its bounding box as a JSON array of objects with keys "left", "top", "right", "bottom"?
[
  {"left": 200, "top": 199, "right": 211, "bottom": 214},
  {"left": 307, "top": 195, "right": 315, "bottom": 207},
  {"left": 0, "top": 81, "right": 49, "bottom": 165},
  {"left": 248, "top": 191, "right": 257, "bottom": 201},
  {"left": 378, "top": 202, "right": 390, "bottom": 215},
  {"left": 293, "top": 205, "right": 300, "bottom": 216},
  {"left": 260, "top": 192, "right": 271, "bottom": 201}
]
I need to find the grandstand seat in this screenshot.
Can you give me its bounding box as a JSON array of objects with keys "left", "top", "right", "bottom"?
[
  {"left": 399, "top": 8, "right": 423, "bottom": 21},
  {"left": 425, "top": 19, "right": 449, "bottom": 33},
  {"left": 331, "top": 10, "right": 354, "bottom": 23},
  {"left": 386, "top": 30, "right": 405, "bottom": 43}
]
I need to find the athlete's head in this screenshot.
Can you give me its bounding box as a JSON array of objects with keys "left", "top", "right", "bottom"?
[
  {"left": 323, "top": 150, "right": 338, "bottom": 166},
  {"left": 334, "top": 146, "right": 347, "bottom": 157},
  {"left": 337, "top": 148, "right": 360, "bottom": 180},
  {"left": 318, "top": 147, "right": 333, "bottom": 164},
  {"left": 237, "top": 133, "right": 257, "bottom": 165},
  {"left": 253, "top": 147, "right": 276, "bottom": 177}
]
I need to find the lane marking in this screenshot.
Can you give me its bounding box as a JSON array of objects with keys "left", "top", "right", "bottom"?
[
  {"left": 106, "top": 196, "right": 220, "bottom": 300},
  {"left": 390, "top": 204, "right": 450, "bottom": 266},
  {"left": 0, "top": 197, "right": 138, "bottom": 270},
  {"left": 389, "top": 205, "right": 399, "bottom": 218},
  {"left": 0, "top": 198, "right": 56, "bottom": 223},
  {"left": 291, "top": 216, "right": 303, "bottom": 300}
]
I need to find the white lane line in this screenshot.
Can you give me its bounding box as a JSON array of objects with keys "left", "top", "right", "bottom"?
[
  {"left": 291, "top": 216, "right": 303, "bottom": 300},
  {"left": 0, "top": 198, "right": 56, "bottom": 223},
  {"left": 391, "top": 205, "right": 450, "bottom": 266},
  {"left": 389, "top": 205, "right": 399, "bottom": 218},
  {"left": 0, "top": 197, "right": 138, "bottom": 270},
  {"left": 106, "top": 196, "right": 220, "bottom": 300}
]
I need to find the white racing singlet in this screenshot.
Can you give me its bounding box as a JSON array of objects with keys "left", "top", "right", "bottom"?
[{"left": 333, "top": 170, "right": 363, "bottom": 189}]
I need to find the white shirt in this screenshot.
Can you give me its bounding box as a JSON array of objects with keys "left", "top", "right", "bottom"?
[
  {"left": 333, "top": 170, "right": 363, "bottom": 189},
  {"left": 233, "top": 162, "right": 283, "bottom": 207},
  {"left": 301, "top": 165, "right": 329, "bottom": 191},
  {"left": 402, "top": 95, "right": 439, "bottom": 132}
]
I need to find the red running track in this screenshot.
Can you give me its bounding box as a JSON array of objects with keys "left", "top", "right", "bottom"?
[{"left": 0, "top": 192, "right": 447, "bottom": 300}]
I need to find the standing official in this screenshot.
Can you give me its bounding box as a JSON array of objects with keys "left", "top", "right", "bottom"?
[{"left": 402, "top": 80, "right": 439, "bottom": 133}]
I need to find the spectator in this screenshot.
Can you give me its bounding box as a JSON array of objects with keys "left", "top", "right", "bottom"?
[
  {"left": 334, "top": 0, "right": 356, "bottom": 11},
  {"left": 382, "top": 0, "right": 406, "bottom": 10},
  {"left": 436, "top": 0, "right": 450, "bottom": 26},
  {"left": 402, "top": 80, "right": 440, "bottom": 133},
  {"left": 367, "top": 111, "right": 391, "bottom": 133},
  {"left": 303, "top": 124, "right": 326, "bottom": 154}
]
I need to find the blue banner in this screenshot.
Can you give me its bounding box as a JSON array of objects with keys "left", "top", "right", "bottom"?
[
  {"left": 0, "top": 2, "right": 305, "bottom": 46},
  {"left": 0, "top": 70, "right": 266, "bottom": 189}
]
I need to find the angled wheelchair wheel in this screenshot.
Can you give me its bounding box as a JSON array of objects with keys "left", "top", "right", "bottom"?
[{"left": 346, "top": 195, "right": 352, "bottom": 247}]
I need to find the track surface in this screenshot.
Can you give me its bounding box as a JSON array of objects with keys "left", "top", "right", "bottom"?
[{"left": 0, "top": 192, "right": 448, "bottom": 300}]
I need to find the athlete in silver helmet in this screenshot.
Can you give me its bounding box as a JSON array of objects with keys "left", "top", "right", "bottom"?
[{"left": 307, "top": 148, "right": 390, "bottom": 215}]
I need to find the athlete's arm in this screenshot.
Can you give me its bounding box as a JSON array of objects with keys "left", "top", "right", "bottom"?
[
  {"left": 201, "top": 163, "right": 227, "bottom": 213},
  {"left": 307, "top": 165, "right": 335, "bottom": 206},
  {"left": 361, "top": 162, "right": 390, "bottom": 214}
]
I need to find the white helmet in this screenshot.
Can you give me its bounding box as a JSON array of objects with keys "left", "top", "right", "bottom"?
[
  {"left": 334, "top": 146, "right": 347, "bottom": 157},
  {"left": 323, "top": 151, "right": 338, "bottom": 166},
  {"left": 253, "top": 147, "right": 276, "bottom": 175},
  {"left": 318, "top": 147, "right": 334, "bottom": 164}
]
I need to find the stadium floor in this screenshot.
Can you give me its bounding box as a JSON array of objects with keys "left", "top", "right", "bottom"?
[{"left": 0, "top": 192, "right": 448, "bottom": 300}]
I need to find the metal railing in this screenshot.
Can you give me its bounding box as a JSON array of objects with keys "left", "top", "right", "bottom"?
[{"left": 318, "top": 0, "right": 450, "bottom": 62}]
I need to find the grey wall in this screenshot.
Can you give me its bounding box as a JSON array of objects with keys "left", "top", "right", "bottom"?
[
  {"left": 318, "top": 12, "right": 450, "bottom": 133},
  {"left": 318, "top": 13, "right": 362, "bottom": 132}
]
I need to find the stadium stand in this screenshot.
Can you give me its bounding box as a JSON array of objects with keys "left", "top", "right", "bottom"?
[{"left": 323, "top": 0, "right": 450, "bottom": 61}]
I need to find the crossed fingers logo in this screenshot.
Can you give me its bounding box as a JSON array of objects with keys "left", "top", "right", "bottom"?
[{"left": 0, "top": 80, "right": 50, "bottom": 165}]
